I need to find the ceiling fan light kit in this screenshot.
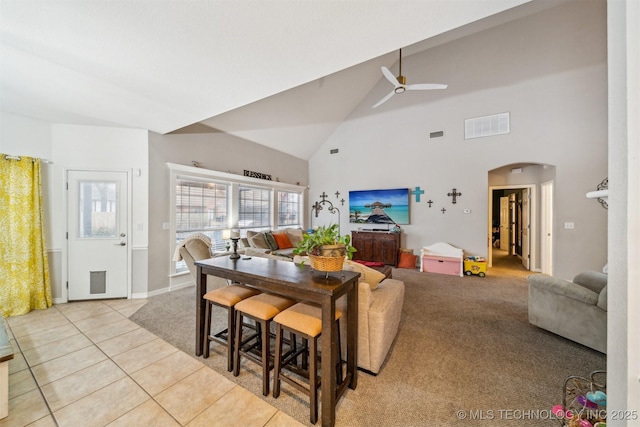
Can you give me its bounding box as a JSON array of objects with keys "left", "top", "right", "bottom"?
[{"left": 373, "top": 49, "right": 447, "bottom": 108}]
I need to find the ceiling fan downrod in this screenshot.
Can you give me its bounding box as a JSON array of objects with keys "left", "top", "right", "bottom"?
[{"left": 395, "top": 49, "right": 406, "bottom": 93}]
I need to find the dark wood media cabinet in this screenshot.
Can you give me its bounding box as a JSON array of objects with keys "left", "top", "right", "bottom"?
[{"left": 351, "top": 230, "right": 401, "bottom": 267}]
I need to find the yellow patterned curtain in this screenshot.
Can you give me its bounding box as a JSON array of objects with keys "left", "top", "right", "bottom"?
[{"left": 0, "top": 154, "right": 52, "bottom": 317}]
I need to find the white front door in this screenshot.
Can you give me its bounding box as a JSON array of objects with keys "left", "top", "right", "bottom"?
[
  {"left": 521, "top": 188, "right": 530, "bottom": 269},
  {"left": 68, "top": 170, "right": 129, "bottom": 300}
]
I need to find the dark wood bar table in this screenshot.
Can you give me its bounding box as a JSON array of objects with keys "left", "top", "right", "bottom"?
[{"left": 195, "top": 256, "right": 360, "bottom": 427}]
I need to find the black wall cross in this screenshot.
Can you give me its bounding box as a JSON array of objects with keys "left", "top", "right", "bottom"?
[{"left": 447, "top": 188, "right": 462, "bottom": 204}]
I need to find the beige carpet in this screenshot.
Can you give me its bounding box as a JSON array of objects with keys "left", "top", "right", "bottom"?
[{"left": 130, "top": 266, "right": 605, "bottom": 426}]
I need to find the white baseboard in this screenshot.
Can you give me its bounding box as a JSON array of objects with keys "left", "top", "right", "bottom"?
[{"left": 131, "top": 281, "right": 194, "bottom": 299}]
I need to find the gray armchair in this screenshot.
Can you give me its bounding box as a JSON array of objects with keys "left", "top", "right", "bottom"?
[{"left": 527, "top": 271, "right": 607, "bottom": 353}]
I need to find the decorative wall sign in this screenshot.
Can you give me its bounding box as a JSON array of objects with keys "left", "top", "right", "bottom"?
[
  {"left": 447, "top": 188, "right": 462, "bottom": 204},
  {"left": 411, "top": 186, "right": 425, "bottom": 202},
  {"left": 244, "top": 169, "right": 272, "bottom": 180}
]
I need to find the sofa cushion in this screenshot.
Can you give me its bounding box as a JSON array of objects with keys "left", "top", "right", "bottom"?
[
  {"left": 285, "top": 228, "right": 304, "bottom": 245},
  {"left": 597, "top": 285, "right": 607, "bottom": 311},
  {"left": 263, "top": 232, "right": 279, "bottom": 251},
  {"left": 247, "top": 231, "right": 270, "bottom": 249},
  {"left": 343, "top": 259, "right": 386, "bottom": 290},
  {"left": 272, "top": 232, "right": 293, "bottom": 249},
  {"left": 573, "top": 271, "right": 608, "bottom": 294}
]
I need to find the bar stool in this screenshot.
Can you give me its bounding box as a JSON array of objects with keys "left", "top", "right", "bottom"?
[
  {"left": 233, "top": 293, "right": 296, "bottom": 396},
  {"left": 203, "top": 284, "right": 261, "bottom": 371},
  {"left": 272, "top": 302, "right": 343, "bottom": 424}
]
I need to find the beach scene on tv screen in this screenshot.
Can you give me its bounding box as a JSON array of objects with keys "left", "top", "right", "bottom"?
[{"left": 349, "top": 188, "right": 409, "bottom": 225}]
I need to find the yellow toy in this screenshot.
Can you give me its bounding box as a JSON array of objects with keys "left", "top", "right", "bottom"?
[{"left": 464, "top": 257, "right": 487, "bottom": 277}]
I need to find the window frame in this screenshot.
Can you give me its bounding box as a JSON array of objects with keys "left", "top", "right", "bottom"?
[{"left": 168, "top": 163, "right": 306, "bottom": 276}]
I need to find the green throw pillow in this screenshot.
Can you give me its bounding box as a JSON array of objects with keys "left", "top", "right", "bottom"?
[{"left": 264, "top": 232, "right": 279, "bottom": 251}]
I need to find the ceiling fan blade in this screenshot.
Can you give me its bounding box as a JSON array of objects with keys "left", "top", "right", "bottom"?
[
  {"left": 372, "top": 90, "right": 396, "bottom": 108},
  {"left": 381, "top": 66, "right": 400, "bottom": 87},
  {"left": 405, "top": 83, "right": 448, "bottom": 91}
]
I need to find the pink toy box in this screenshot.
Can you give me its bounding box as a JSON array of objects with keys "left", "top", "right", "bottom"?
[{"left": 420, "top": 242, "right": 464, "bottom": 277}]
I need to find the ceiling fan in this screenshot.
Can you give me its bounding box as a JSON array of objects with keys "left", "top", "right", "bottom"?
[{"left": 372, "top": 49, "right": 448, "bottom": 108}]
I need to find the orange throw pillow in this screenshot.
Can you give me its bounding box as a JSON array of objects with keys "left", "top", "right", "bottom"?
[
  {"left": 272, "top": 232, "right": 293, "bottom": 249},
  {"left": 398, "top": 252, "right": 417, "bottom": 269}
]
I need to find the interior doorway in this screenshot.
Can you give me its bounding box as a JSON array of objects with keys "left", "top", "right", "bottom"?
[{"left": 488, "top": 184, "right": 536, "bottom": 274}]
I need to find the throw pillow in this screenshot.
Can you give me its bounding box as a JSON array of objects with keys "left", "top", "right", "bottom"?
[
  {"left": 343, "top": 259, "right": 386, "bottom": 290},
  {"left": 285, "top": 228, "right": 304, "bottom": 246},
  {"left": 248, "top": 232, "right": 270, "bottom": 249},
  {"left": 263, "top": 231, "right": 279, "bottom": 251},
  {"left": 398, "top": 252, "right": 417, "bottom": 269},
  {"left": 272, "top": 232, "right": 293, "bottom": 249}
]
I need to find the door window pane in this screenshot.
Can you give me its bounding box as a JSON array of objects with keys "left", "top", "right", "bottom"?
[{"left": 78, "top": 180, "right": 117, "bottom": 238}]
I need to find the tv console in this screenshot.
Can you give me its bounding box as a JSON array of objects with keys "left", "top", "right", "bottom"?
[{"left": 351, "top": 230, "right": 401, "bottom": 267}]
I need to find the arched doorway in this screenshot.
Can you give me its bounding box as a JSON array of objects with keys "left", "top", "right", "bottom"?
[{"left": 487, "top": 163, "right": 556, "bottom": 276}]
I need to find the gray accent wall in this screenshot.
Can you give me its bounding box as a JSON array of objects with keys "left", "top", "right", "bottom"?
[
  {"left": 309, "top": 0, "right": 608, "bottom": 280},
  {"left": 147, "top": 131, "right": 309, "bottom": 294}
]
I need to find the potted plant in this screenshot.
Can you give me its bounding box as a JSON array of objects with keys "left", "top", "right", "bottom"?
[{"left": 293, "top": 224, "right": 357, "bottom": 271}]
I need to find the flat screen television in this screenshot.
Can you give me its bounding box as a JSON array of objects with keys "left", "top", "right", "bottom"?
[{"left": 349, "top": 188, "right": 409, "bottom": 225}]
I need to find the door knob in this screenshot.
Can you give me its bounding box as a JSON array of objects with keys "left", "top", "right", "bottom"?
[
  {"left": 114, "top": 242, "right": 126, "bottom": 246},
  {"left": 120, "top": 233, "right": 126, "bottom": 237}
]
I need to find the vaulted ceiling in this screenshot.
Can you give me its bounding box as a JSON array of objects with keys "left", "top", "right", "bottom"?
[{"left": 1, "top": 0, "right": 552, "bottom": 160}]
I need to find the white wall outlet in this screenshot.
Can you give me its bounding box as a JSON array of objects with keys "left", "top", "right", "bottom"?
[
  {"left": 463, "top": 209, "right": 471, "bottom": 214},
  {"left": 162, "top": 222, "right": 170, "bottom": 230},
  {"left": 564, "top": 222, "right": 575, "bottom": 229},
  {"left": 136, "top": 222, "right": 144, "bottom": 231}
]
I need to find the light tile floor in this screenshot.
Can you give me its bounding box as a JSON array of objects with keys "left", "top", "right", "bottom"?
[{"left": 2, "top": 299, "right": 304, "bottom": 427}]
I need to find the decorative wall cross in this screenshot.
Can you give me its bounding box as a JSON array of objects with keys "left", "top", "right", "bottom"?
[
  {"left": 447, "top": 188, "right": 462, "bottom": 204},
  {"left": 411, "top": 186, "right": 425, "bottom": 202},
  {"left": 335, "top": 191, "right": 340, "bottom": 199},
  {"left": 427, "top": 200, "right": 433, "bottom": 208},
  {"left": 441, "top": 207, "right": 447, "bottom": 214},
  {"left": 340, "top": 198, "right": 345, "bottom": 206},
  {"left": 320, "top": 192, "right": 329, "bottom": 202}
]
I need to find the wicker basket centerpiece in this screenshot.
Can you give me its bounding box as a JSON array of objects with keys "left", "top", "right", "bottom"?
[
  {"left": 293, "top": 224, "right": 356, "bottom": 273},
  {"left": 308, "top": 244, "right": 347, "bottom": 271}
]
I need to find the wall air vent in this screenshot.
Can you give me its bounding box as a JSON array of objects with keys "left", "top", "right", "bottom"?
[
  {"left": 429, "top": 130, "right": 444, "bottom": 138},
  {"left": 330, "top": 149, "right": 339, "bottom": 154},
  {"left": 464, "top": 112, "right": 510, "bottom": 139}
]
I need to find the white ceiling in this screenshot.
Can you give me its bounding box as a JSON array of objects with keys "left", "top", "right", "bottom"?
[{"left": 1, "top": 0, "right": 546, "bottom": 160}]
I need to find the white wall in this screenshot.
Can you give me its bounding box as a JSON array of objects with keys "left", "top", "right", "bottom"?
[{"left": 309, "top": 0, "right": 608, "bottom": 280}]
